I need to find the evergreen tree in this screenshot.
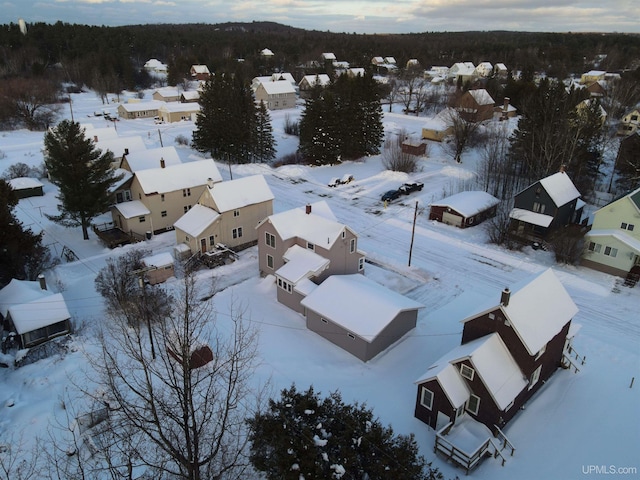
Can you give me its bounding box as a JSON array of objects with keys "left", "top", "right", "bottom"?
[
  {"left": 193, "top": 71, "right": 257, "bottom": 167},
  {"left": 44, "top": 120, "right": 121, "bottom": 240},
  {"left": 248, "top": 385, "right": 442, "bottom": 480},
  {"left": 254, "top": 100, "right": 276, "bottom": 163},
  {"left": 299, "top": 87, "right": 341, "bottom": 165},
  {"left": 0, "top": 180, "right": 56, "bottom": 287}
]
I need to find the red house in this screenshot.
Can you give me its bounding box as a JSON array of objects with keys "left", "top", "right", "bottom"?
[{"left": 414, "top": 269, "right": 582, "bottom": 472}]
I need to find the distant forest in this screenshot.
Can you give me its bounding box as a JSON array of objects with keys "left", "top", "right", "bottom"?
[{"left": 1, "top": 21, "right": 640, "bottom": 90}]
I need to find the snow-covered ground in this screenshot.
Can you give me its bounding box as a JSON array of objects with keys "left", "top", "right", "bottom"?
[{"left": 1, "top": 90, "right": 638, "bottom": 479}]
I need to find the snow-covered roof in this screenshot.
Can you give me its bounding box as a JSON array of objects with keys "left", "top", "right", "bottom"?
[
  {"left": 539, "top": 171, "right": 581, "bottom": 207},
  {"left": 181, "top": 91, "right": 200, "bottom": 101},
  {"left": 8, "top": 177, "right": 43, "bottom": 190},
  {"left": 257, "top": 80, "right": 296, "bottom": 95},
  {"left": 495, "top": 63, "right": 507, "bottom": 71},
  {"left": 124, "top": 146, "right": 182, "bottom": 172},
  {"left": 468, "top": 89, "right": 495, "bottom": 106},
  {"left": 271, "top": 72, "right": 296, "bottom": 84},
  {"left": 300, "top": 274, "right": 423, "bottom": 340},
  {"left": 415, "top": 362, "right": 471, "bottom": 409},
  {"left": 173, "top": 204, "right": 220, "bottom": 237},
  {"left": 191, "top": 64, "right": 210, "bottom": 74},
  {"left": 276, "top": 245, "right": 330, "bottom": 284},
  {"left": 423, "top": 108, "right": 455, "bottom": 130},
  {"left": 348, "top": 68, "right": 366, "bottom": 77},
  {"left": 84, "top": 126, "right": 118, "bottom": 142},
  {"left": 153, "top": 87, "right": 180, "bottom": 98},
  {"left": 109, "top": 169, "right": 133, "bottom": 192},
  {"left": 159, "top": 102, "right": 200, "bottom": 114},
  {"left": 95, "top": 135, "right": 147, "bottom": 158},
  {"left": 144, "top": 58, "right": 165, "bottom": 69},
  {"left": 462, "top": 269, "right": 578, "bottom": 356},
  {"left": 586, "top": 229, "right": 640, "bottom": 252},
  {"left": 142, "top": 252, "right": 174, "bottom": 268},
  {"left": 264, "top": 202, "right": 346, "bottom": 248},
  {"left": 300, "top": 74, "right": 331, "bottom": 87},
  {"left": 118, "top": 100, "right": 164, "bottom": 113},
  {"left": 322, "top": 52, "right": 337, "bottom": 60},
  {"left": 260, "top": 48, "right": 274, "bottom": 56},
  {"left": 294, "top": 277, "right": 319, "bottom": 297},
  {"left": 10, "top": 293, "right": 71, "bottom": 335},
  {"left": 430, "top": 191, "right": 499, "bottom": 217},
  {"left": 207, "top": 175, "right": 274, "bottom": 213},
  {"left": 384, "top": 57, "right": 397, "bottom": 64},
  {"left": 0, "top": 279, "right": 47, "bottom": 318},
  {"left": 509, "top": 208, "right": 554, "bottom": 227},
  {"left": 135, "top": 159, "right": 222, "bottom": 195},
  {"left": 113, "top": 200, "right": 151, "bottom": 219}
]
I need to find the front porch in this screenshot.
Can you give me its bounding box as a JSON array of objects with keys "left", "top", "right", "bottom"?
[{"left": 434, "top": 416, "right": 515, "bottom": 474}]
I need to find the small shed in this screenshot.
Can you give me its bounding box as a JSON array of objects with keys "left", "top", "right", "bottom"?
[
  {"left": 142, "top": 252, "right": 175, "bottom": 285},
  {"left": 8, "top": 177, "right": 44, "bottom": 199},
  {"left": 429, "top": 191, "right": 500, "bottom": 228},
  {"left": 401, "top": 139, "right": 427, "bottom": 156}
]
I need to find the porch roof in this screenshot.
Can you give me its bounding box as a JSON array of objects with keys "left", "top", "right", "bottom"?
[
  {"left": 276, "top": 245, "right": 329, "bottom": 284},
  {"left": 509, "top": 208, "right": 553, "bottom": 227},
  {"left": 113, "top": 200, "right": 151, "bottom": 219}
]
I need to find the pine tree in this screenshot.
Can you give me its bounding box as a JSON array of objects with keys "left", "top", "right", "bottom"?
[
  {"left": 248, "top": 385, "right": 443, "bottom": 480},
  {"left": 254, "top": 100, "right": 276, "bottom": 163},
  {"left": 299, "top": 88, "right": 341, "bottom": 165},
  {"left": 44, "top": 120, "right": 121, "bottom": 240},
  {"left": 0, "top": 180, "right": 56, "bottom": 287}
]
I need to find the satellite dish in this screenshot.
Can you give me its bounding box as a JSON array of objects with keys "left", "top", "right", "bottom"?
[{"left": 18, "top": 18, "right": 27, "bottom": 35}]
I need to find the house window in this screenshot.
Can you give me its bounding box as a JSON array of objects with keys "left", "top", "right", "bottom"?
[
  {"left": 350, "top": 238, "right": 356, "bottom": 253},
  {"left": 138, "top": 216, "right": 146, "bottom": 223},
  {"left": 420, "top": 387, "right": 434, "bottom": 410},
  {"left": 533, "top": 202, "right": 545, "bottom": 214},
  {"left": 232, "top": 227, "right": 243, "bottom": 239},
  {"left": 342, "top": 231, "right": 346, "bottom": 239},
  {"left": 358, "top": 257, "right": 364, "bottom": 271},
  {"left": 233, "top": 210, "right": 240, "bottom": 217},
  {"left": 455, "top": 404, "right": 465, "bottom": 420},
  {"left": 307, "top": 242, "right": 315, "bottom": 251},
  {"left": 161, "top": 194, "right": 165, "bottom": 202},
  {"left": 604, "top": 246, "right": 618, "bottom": 257},
  {"left": 209, "top": 235, "right": 215, "bottom": 246},
  {"left": 621, "top": 222, "right": 635, "bottom": 231},
  {"left": 116, "top": 192, "right": 124, "bottom": 203},
  {"left": 460, "top": 364, "right": 475, "bottom": 381},
  {"left": 161, "top": 211, "right": 167, "bottom": 217},
  {"left": 467, "top": 394, "right": 480, "bottom": 415},
  {"left": 535, "top": 344, "right": 546, "bottom": 360},
  {"left": 183, "top": 188, "right": 191, "bottom": 197},
  {"left": 277, "top": 278, "right": 292, "bottom": 293},
  {"left": 184, "top": 205, "right": 192, "bottom": 213},
  {"left": 588, "top": 242, "right": 602, "bottom": 253},
  {"left": 488, "top": 312, "right": 495, "bottom": 320},
  {"left": 267, "top": 254, "right": 274, "bottom": 269},
  {"left": 529, "top": 365, "right": 542, "bottom": 389},
  {"left": 265, "top": 232, "right": 276, "bottom": 248}
]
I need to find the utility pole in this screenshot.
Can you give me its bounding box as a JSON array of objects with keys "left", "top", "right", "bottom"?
[
  {"left": 408, "top": 201, "right": 418, "bottom": 267},
  {"left": 158, "top": 128, "right": 164, "bottom": 147}
]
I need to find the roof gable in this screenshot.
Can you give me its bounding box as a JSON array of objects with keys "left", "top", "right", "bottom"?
[
  {"left": 538, "top": 171, "right": 581, "bottom": 206},
  {"left": 264, "top": 202, "right": 344, "bottom": 247},
  {"left": 134, "top": 159, "right": 222, "bottom": 195},
  {"left": 206, "top": 175, "right": 274, "bottom": 213},
  {"left": 173, "top": 204, "right": 220, "bottom": 237}
]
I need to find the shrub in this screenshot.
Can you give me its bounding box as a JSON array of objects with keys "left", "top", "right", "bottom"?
[{"left": 283, "top": 114, "right": 300, "bottom": 136}]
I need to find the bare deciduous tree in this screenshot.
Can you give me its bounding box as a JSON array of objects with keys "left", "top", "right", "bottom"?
[
  {"left": 0, "top": 433, "right": 41, "bottom": 480},
  {"left": 86, "top": 274, "right": 263, "bottom": 480},
  {"left": 0, "top": 78, "right": 61, "bottom": 130},
  {"left": 443, "top": 108, "right": 481, "bottom": 163},
  {"left": 381, "top": 130, "right": 420, "bottom": 173}
]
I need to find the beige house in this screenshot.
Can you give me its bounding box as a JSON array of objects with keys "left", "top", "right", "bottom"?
[
  {"left": 299, "top": 74, "right": 331, "bottom": 98},
  {"left": 580, "top": 70, "right": 606, "bottom": 84},
  {"left": 256, "top": 201, "right": 365, "bottom": 313},
  {"left": 95, "top": 135, "right": 147, "bottom": 170},
  {"left": 254, "top": 80, "right": 297, "bottom": 110},
  {"left": 111, "top": 159, "right": 222, "bottom": 237},
  {"left": 422, "top": 108, "right": 455, "bottom": 142},
  {"left": 448, "top": 62, "right": 476, "bottom": 84},
  {"left": 157, "top": 102, "right": 200, "bottom": 123},
  {"left": 582, "top": 186, "right": 640, "bottom": 280},
  {"left": 173, "top": 174, "right": 274, "bottom": 255},
  {"left": 117, "top": 100, "right": 164, "bottom": 120},
  {"left": 152, "top": 87, "right": 180, "bottom": 102}
]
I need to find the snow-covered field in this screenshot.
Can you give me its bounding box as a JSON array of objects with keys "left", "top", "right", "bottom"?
[{"left": 1, "top": 90, "right": 638, "bottom": 479}]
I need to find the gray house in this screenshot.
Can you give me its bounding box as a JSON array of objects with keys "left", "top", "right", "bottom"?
[
  {"left": 509, "top": 170, "right": 583, "bottom": 243},
  {"left": 301, "top": 274, "right": 423, "bottom": 361},
  {"left": 256, "top": 201, "right": 365, "bottom": 312}
]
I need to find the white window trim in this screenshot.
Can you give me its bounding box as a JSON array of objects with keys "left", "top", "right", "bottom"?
[
  {"left": 460, "top": 363, "right": 475, "bottom": 381},
  {"left": 529, "top": 365, "right": 542, "bottom": 389},
  {"left": 420, "top": 387, "right": 434, "bottom": 410},
  {"left": 467, "top": 394, "right": 480, "bottom": 415}
]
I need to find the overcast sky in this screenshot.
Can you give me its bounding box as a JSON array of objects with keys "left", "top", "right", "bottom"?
[{"left": 2, "top": 0, "right": 637, "bottom": 34}]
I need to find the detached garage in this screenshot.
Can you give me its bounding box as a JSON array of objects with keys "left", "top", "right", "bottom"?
[
  {"left": 300, "top": 274, "right": 423, "bottom": 362},
  {"left": 429, "top": 191, "right": 499, "bottom": 228}
]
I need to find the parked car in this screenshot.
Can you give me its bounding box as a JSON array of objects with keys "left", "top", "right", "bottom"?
[
  {"left": 381, "top": 189, "right": 401, "bottom": 202},
  {"left": 399, "top": 181, "right": 424, "bottom": 195},
  {"left": 341, "top": 173, "right": 355, "bottom": 184},
  {"left": 328, "top": 178, "right": 341, "bottom": 187}
]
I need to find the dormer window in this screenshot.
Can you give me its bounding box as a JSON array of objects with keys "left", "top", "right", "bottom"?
[{"left": 460, "top": 364, "right": 475, "bottom": 381}]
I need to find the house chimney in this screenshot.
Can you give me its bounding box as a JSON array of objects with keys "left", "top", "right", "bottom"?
[
  {"left": 38, "top": 274, "right": 47, "bottom": 291},
  {"left": 559, "top": 164, "right": 566, "bottom": 173},
  {"left": 500, "top": 287, "right": 510, "bottom": 306},
  {"left": 160, "top": 157, "right": 166, "bottom": 168},
  {"left": 207, "top": 177, "right": 215, "bottom": 188},
  {"left": 93, "top": 135, "right": 98, "bottom": 142},
  {"left": 305, "top": 204, "right": 312, "bottom": 214},
  {"left": 124, "top": 148, "right": 129, "bottom": 155},
  {"left": 503, "top": 97, "right": 510, "bottom": 112}
]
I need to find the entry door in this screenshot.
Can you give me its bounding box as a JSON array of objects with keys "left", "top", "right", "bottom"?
[
  {"left": 200, "top": 238, "right": 207, "bottom": 253},
  {"left": 436, "top": 411, "right": 450, "bottom": 431}
]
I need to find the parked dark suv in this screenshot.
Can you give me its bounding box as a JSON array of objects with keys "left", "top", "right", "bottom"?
[{"left": 381, "top": 189, "right": 401, "bottom": 202}]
